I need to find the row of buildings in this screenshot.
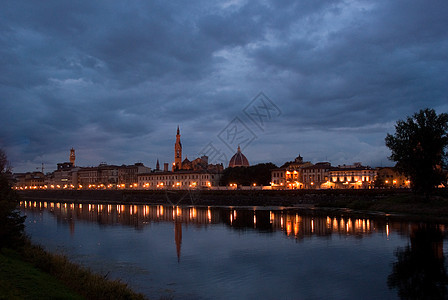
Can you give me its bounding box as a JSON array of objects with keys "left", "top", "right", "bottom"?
[
  {"left": 270, "top": 155, "right": 409, "bottom": 189},
  {"left": 13, "top": 127, "right": 410, "bottom": 190}
]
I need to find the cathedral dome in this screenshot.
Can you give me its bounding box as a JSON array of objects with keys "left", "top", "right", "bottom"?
[{"left": 228, "top": 146, "right": 249, "bottom": 168}]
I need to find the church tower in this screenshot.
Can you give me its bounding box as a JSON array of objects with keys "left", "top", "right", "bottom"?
[
  {"left": 70, "top": 148, "right": 76, "bottom": 166},
  {"left": 173, "top": 126, "right": 182, "bottom": 171}
]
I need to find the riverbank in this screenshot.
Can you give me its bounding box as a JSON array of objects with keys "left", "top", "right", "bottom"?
[
  {"left": 18, "top": 188, "right": 416, "bottom": 206},
  {"left": 318, "top": 192, "right": 448, "bottom": 221},
  {"left": 18, "top": 189, "right": 448, "bottom": 220},
  {"left": 0, "top": 248, "right": 82, "bottom": 299},
  {"left": 0, "top": 240, "right": 146, "bottom": 300}
]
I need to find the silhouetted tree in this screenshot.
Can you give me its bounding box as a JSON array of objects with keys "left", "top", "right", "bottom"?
[
  {"left": 385, "top": 108, "right": 448, "bottom": 195},
  {"left": 220, "top": 163, "right": 277, "bottom": 186},
  {"left": 388, "top": 225, "right": 448, "bottom": 299},
  {"left": 0, "top": 149, "right": 26, "bottom": 249}
]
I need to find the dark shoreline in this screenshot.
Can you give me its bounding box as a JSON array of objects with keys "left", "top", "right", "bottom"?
[
  {"left": 18, "top": 188, "right": 410, "bottom": 206},
  {"left": 18, "top": 188, "right": 448, "bottom": 223}
]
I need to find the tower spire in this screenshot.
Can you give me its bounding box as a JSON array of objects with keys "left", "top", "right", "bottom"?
[
  {"left": 70, "top": 148, "right": 76, "bottom": 166},
  {"left": 173, "top": 126, "right": 182, "bottom": 171}
]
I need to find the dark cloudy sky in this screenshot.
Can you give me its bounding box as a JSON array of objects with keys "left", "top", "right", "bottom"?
[{"left": 1, "top": 0, "right": 448, "bottom": 173}]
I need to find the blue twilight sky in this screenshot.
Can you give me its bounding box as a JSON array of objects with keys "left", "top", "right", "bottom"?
[{"left": 1, "top": 0, "right": 448, "bottom": 173}]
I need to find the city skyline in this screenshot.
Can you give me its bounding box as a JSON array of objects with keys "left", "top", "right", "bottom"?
[{"left": 1, "top": 1, "right": 448, "bottom": 173}]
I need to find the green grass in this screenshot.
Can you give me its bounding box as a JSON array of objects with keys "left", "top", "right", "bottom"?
[
  {"left": 0, "top": 248, "right": 83, "bottom": 299},
  {"left": 0, "top": 241, "right": 147, "bottom": 300},
  {"left": 20, "top": 242, "right": 147, "bottom": 300}
]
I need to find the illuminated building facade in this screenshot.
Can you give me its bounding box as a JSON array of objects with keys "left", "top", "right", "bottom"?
[
  {"left": 271, "top": 157, "right": 377, "bottom": 189},
  {"left": 138, "top": 170, "right": 220, "bottom": 189},
  {"left": 44, "top": 149, "right": 79, "bottom": 189},
  {"left": 328, "top": 163, "right": 377, "bottom": 189},
  {"left": 271, "top": 168, "right": 286, "bottom": 187},
  {"left": 376, "top": 167, "right": 410, "bottom": 188},
  {"left": 271, "top": 155, "right": 312, "bottom": 189},
  {"left": 302, "top": 162, "right": 334, "bottom": 189},
  {"left": 77, "top": 165, "right": 116, "bottom": 188},
  {"left": 49, "top": 162, "right": 79, "bottom": 188},
  {"left": 14, "top": 172, "right": 45, "bottom": 188},
  {"left": 118, "top": 163, "right": 151, "bottom": 187}
]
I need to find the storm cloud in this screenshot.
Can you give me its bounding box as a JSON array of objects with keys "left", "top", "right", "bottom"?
[{"left": 1, "top": 0, "right": 447, "bottom": 172}]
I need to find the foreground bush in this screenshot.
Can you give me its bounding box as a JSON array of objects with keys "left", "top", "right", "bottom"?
[{"left": 0, "top": 149, "right": 26, "bottom": 249}]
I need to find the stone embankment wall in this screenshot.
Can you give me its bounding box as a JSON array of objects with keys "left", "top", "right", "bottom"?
[{"left": 18, "top": 189, "right": 410, "bottom": 207}]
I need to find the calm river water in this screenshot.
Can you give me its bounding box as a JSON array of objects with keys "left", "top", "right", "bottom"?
[{"left": 20, "top": 200, "right": 448, "bottom": 299}]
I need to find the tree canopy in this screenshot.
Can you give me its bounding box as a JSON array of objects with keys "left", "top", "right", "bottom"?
[
  {"left": 220, "top": 163, "right": 277, "bottom": 186},
  {"left": 0, "top": 149, "right": 26, "bottom": 249},
  {"left": 385, "top": 108, "right": 448, "bottom": 195}
]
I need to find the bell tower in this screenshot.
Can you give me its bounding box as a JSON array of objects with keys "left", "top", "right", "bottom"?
[
  {"left": 173, "top": 126, "right": 182, "bottom": 171},
  {"left": 70, "top": 148, "right": 76, "bottom": 166}
]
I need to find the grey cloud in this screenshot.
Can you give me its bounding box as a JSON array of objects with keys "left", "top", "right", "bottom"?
[{"left": 1, "top": 0, "right": 447, "bottom": 172}]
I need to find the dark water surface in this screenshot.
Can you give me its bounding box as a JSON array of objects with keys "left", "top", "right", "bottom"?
[{"left": 20, "top": 201, "right": 448, "bottom": 299}]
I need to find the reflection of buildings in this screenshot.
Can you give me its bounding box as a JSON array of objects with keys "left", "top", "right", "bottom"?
[
  {"left": 21, "top": 201, "right": 438, "bottom": 262},
  {"left": 174, "top": 221, "right": 182, "bottom": 262}
]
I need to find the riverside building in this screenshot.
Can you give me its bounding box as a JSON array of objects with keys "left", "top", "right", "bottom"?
[{"left": 271, "top": 157, "right": 377, "bottom": 189}]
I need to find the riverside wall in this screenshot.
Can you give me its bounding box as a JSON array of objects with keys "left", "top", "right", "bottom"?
[{"left": 17, "top": 189, "right": 411, "bottom": 207}]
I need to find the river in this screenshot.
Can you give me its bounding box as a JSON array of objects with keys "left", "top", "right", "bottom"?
[{"left": 20, "top": 200, "right": 448, "bottom": 299}]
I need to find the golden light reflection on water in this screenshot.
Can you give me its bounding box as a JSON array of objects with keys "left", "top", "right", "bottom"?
[
  {"left": 20, "top": 201, "right": 416, "bottom": 243},
  {"left": 207, "top": 208, "right": 211, "bottom": 223}
]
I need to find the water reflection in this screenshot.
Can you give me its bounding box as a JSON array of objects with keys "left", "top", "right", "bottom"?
[
  {"left": 20, "top": 200, "right": 434, "bottom": 259},
  {"left": 388, "top": 224, "right": 448, "bottom": 299},
  {"left": 20, "top": 200, "right": 448, "bottom": 299}
]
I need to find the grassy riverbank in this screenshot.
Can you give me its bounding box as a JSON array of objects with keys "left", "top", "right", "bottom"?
[
  {"left": 0, "top": 240, "right": 146, "bottom": 300},
  {"left": 0, "top": 248, "right": 82, "bottom": 299},
  {"left": 316, "top": 191, "right": 448, "bottom": 221}
]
